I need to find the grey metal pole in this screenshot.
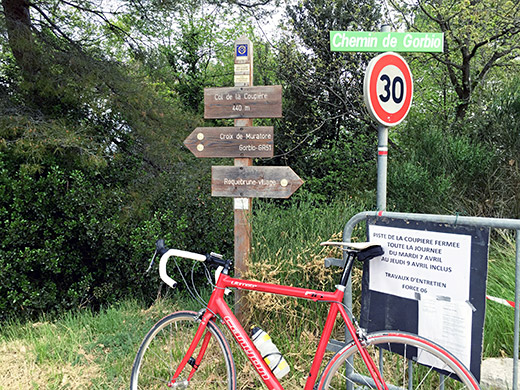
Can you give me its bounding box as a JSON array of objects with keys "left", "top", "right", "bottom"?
[
  {"left": 377, "top": 124, "right": 388, "bottom": 211},
  {"left": 345, "top": 25, "right": 391, "bottom": 390},
  {"left": 376, "top": 24, "right": 391, "bottom": 212},
  {"left": 344, "top": 25, "right": 391, "bottom": 390}
]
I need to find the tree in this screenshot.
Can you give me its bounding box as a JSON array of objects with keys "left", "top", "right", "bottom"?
[
  {"left": 271, "top": 0, "right": 382, "bottom": 197},
  {"left": 0, "top": 0, "right": 278, "bottom": 317},
  {"left": 140, "top": 0, "right": 259, "bottom": 115},
  {"left": 390, "top": 0, "right": 520, "bottom": 121}
]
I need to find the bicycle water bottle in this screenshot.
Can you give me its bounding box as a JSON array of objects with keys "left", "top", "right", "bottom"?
[{"left": 251, "top": 326, "right": 290, "bottom": 379}]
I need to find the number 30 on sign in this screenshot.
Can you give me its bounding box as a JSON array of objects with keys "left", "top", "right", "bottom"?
[{"left": 363, "top": 52, "right": 413, "bottom": 127}]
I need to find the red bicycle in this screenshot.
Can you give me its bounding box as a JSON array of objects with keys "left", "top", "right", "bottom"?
[{"left": 130, "top": 240, "right": 480, "bottom": 390}]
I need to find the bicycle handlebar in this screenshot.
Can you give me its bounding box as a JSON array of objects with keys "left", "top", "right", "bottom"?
[{"left": 159, "top": 249, "right": 207, "bottom": 288}]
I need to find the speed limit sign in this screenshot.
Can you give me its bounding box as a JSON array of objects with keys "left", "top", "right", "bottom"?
[{"left": 363, "top": 52, "right": 413, "bottom": 127}]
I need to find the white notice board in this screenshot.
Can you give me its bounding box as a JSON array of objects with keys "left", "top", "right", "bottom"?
[
  {"left": 368, "top": 225, "right": 472, "bottom": 302},
  {"left": 360, "top": 217, "right": 489, "bottom": 381}
]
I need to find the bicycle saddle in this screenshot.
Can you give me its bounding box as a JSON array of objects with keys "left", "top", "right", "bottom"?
[{"left": 320, "top": 241, "right": 384, "bottom": 262}]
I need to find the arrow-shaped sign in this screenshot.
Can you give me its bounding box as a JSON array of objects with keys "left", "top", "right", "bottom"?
[
  {"left": 184, "top": 126, "right": 274, "bottom": 158},
  {"left": 212, "top": 166, "right": 303, "bottom": 199}
]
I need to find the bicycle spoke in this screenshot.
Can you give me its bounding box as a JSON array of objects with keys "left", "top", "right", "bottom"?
[
  {"left": 131, "top": 311, "right": 235, "bottom": 390},
  {"left": 320, "top": 332, "right": 479, "bottom": 390}
]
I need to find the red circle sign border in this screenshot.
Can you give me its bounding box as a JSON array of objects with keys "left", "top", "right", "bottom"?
[{"left": 365, "top": 52, "right": 413, "bottom": 127}]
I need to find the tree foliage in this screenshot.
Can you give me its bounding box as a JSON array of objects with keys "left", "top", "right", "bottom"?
[
  {"left": 384, "top": 0, "right": 520, "bottom": 217},
  {"left": 390, "top": 0, "right": 520, "bottom": 121},
  {"left": 0, "top": 0, "right": 249, "bottom": 318},
  {"left": 270, "top": 0, "right": 382, "bottom": 198},
  {"left": 1, "top": 0, "right": 520, "bottom": 319}
]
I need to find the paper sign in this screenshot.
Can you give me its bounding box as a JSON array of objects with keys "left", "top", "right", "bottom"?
[
  {"left": 418, "top": 298, "right": 472, "bottom": 370},
  {"left": 368, "top": 225, "right": 472, "bottom": 301}
]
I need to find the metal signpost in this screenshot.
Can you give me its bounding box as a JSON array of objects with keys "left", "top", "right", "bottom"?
[
  {"left": 328, "top": 25, "right": 516, "bottom": 390},
  {"left": 184, "top": 37, "right": 302, "bottom": 321},
  {"left": 330, "top": 26, "right": 442, "bottom": 210},
  {"left": 363, "top": 50, "right": 414, "bottom": 209}
]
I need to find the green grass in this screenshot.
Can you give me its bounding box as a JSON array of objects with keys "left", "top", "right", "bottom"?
[
  {"left": 483, "top": 230, "right": 517, "bottom": 357},
  {"left": 0, "top": 197, "right": 517, "bottom": 388},
  {"left": 0, "top": 299, "right": 193, "bottom": 389}
]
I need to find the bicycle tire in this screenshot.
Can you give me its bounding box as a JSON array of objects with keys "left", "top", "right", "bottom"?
[
  {"left": 318, "top": 331, "right": 480, "bottom": 390},
  {"left": 130, "top": 310, "right": 236, "bottom": 390}
]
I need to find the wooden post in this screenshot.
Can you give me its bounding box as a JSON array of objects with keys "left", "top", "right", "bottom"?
[
  {"left": 193, "top": 37, "right": 295, "bottom": 321},
  {"left": 233, "top": 37, "right": 253, "bottom": 322}
]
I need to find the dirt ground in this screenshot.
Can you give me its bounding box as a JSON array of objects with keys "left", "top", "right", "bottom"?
[{"left": 0, "top": 340, "right": 100, "bottom": 389}]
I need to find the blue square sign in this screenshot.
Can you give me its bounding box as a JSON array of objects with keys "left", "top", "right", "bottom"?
[{"left": 236, "top": 44, "right": 248, "bottom": 57}]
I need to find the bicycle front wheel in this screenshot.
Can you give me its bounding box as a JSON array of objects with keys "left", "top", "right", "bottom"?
[
  {"left": 318, "top": 331, "right": 480, "bottom": 390},
  {"left": 130, "top": 310, "right": 236, "bottom": 390}
]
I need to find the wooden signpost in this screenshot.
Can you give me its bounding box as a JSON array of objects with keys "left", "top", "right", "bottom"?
[
  {"left": 184, "top": 126, "right": 274, "bottom": 158},
  {"left": 204, "top": 86, "right": 283, "bottom": 119},
  {"left": 231, "top": 37, "right": 255, "bottom": 322},
  {"left": 184, "top": 36, "right": 302, "bottom": 321},
  {"left": 212, "top": 166, "right": 303, "bottom": 198}
]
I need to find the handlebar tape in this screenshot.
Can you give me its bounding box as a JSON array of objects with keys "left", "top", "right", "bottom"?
[{"left": 159, "top": 249, "right": 207, "bottom": 288}]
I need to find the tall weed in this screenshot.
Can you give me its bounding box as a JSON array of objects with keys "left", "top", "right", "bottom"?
[
  {"left": 239, "top": 198, "right": 369, "bottom": 384},
  {"left": 484, "top": 230, "right": 516, "bottom": 357}
]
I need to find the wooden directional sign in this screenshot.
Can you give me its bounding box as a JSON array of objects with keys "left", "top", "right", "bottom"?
[
  {"left": 212, "top": 166, "right": 303, "bottom": 199},
  {"left": 184, "top": 126, "right": 274, "bottom": 158},
  {"left": 204, "top": 85, "right": 282, "bottom": 119}
]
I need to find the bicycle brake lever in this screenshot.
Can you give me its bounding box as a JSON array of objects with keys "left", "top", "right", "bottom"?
[{"left": 145, "top": 250, "right": 158, "bottom": 274}]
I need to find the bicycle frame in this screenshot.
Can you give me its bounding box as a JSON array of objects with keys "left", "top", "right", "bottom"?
[{"left": 169, "top": 272, "right": 388, "bottom": 390}]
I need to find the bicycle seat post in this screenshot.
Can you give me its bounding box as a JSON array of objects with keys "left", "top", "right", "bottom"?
[{"left": 339, "top": 250, "right": 357, "bottom": 287}]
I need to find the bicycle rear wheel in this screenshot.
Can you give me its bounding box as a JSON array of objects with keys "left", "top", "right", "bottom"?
[
  {"left": 130, "top": 310, "right": 236, "bottom": 390},
  {"left": 318, "top": 331, "right": 480, "bottom": 390}
]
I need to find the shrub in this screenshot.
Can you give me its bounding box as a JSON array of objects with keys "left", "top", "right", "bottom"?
[
  {"left": 0, "top": 150, "right": 233, "bottom": 320},
  {"left": 0, "top": 160, "right": 122, "bottom": 318},
  {"left": 388, "top": 119, "right": 495, "bottom": 215}
]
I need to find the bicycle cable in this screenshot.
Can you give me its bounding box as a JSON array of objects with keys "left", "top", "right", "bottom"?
[
  {"left": 171, "top": 256, "right": 208, "bottom": 309},
  {"left": 170, "top": 256, "right": 220, "bottom": 319},
  {"left": 190, "top": 261, "right": 214, "bottom": 306}
]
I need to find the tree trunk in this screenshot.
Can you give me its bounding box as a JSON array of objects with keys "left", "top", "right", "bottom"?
[
  {"left": 455, "top": 101, "right": 469, "bottom": 122},
  {"left": 2, "top": 0, "right": 41, "bottom": 78}
]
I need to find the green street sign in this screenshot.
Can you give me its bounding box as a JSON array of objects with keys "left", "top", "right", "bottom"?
[{"left": 330, "top": 31, "right": 444, "bottom": 53}]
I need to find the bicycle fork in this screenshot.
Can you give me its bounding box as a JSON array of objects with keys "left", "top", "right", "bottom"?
[{"left": 167, "top": 311, "right": 214, "bottom": 388}]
